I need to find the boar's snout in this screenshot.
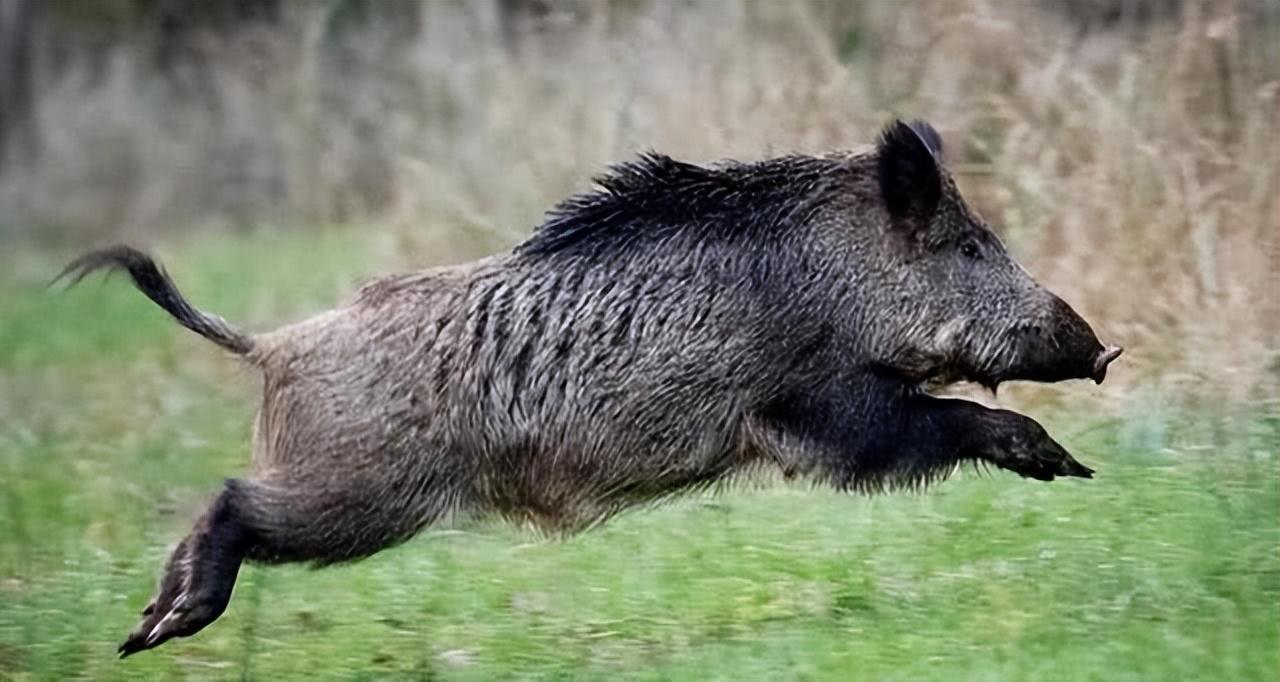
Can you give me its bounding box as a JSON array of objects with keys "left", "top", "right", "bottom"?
[{"left": 997, "top": 293, "right": 1121, "bottom": 385}]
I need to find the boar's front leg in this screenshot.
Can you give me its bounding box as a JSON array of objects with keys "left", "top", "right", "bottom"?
[
  {"left": 906, "top": 396, "right": 1094, "bottom": 481},
  {"left": 749, "top": 379, "right": 1091, "bottom": 489}
]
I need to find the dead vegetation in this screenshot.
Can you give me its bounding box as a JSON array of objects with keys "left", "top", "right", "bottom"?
[{"left": 1, "top": 0, "right": 1275, "bottom": 402}]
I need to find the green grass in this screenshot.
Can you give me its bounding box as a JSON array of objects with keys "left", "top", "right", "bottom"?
[{"left": 1, "top": 231, "right": 1276, "bottom": 681}]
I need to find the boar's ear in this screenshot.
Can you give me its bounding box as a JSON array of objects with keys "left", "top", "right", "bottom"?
[{"left": 876, "top": 119, "right": 943, "bottom": 221}]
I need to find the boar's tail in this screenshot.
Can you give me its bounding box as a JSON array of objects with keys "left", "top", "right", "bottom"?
[{"left": 55, "top": 245, "right": 254, "bottom": 355}]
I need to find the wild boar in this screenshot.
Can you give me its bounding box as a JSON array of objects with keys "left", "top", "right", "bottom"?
[{"left": 59, "top": 119, "right": 1121, "bottom": 656}]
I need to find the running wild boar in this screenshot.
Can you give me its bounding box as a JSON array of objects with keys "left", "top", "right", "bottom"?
[{"left": 59, "top": 119, "right": 1121, "bottom": 656}]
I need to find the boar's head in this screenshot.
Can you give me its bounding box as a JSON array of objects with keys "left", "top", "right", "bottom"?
[{"left": 846, "top": 120, "right": 1121, "bottom": 390}]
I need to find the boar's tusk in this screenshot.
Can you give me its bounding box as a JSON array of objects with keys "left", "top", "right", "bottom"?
[{"left": 1091, "top": 345, "right": 1123, "bottom": 384}]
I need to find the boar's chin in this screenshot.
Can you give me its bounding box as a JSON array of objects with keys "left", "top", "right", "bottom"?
[
  {"left": 918, "top": 363, "right": 1074, "bottom": 395},
  {"left": 918, "top": 367, "right": 999, "bottom": 394},
  {"left": 937, "top": 366, "right": 1084, "bottom": 394}
]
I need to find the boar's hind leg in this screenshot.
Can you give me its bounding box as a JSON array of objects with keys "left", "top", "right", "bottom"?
[
  {"left": 231, "top": 475, "right": 455, "bottom": 565},
  {"left": 118, "top": 481, "right": 248, "bottom": 658},
  {"left": 119, "top": 475, "right": 450, "bottom": 657},
  {"left": 909, "top": 396, "right": 1094, "bottom": 482}
]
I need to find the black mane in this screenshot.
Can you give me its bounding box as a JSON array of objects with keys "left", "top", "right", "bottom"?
[{"left": 515, "top": 152, "right": 843, "bottom": 257}]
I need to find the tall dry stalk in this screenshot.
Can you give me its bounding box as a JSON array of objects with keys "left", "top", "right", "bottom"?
[{"left": 1, "top": 0, "right": 1274, "bottom": 404}]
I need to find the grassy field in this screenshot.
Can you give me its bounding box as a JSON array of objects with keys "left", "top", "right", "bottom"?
[{"left": 0, "top": 231, "right": 1276, "bottom": 681}]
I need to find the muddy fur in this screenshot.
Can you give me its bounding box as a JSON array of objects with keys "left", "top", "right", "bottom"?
[{"left": 60, "top": 119, "right": 1120, "bottom": 656}]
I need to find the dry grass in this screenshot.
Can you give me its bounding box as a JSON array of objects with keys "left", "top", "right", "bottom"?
[{"left": 1, "top": 0, "right": 1276, "bottom": 403}]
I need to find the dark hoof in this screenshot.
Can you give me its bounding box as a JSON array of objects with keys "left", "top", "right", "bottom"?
[
  {"left": 1059, "top": 457, "right": 1095, "bottom": 479},
  {"left": 1016, "top": 450, "right": 1094, "bottom": 482},
  {"left": 118, "top": 535, "right": 236, "bottom": 658},
  {"left": 978, "top": 407, "right": 1096, "bottom": 483}
]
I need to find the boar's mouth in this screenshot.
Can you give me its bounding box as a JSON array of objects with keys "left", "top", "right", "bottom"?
[
  {"left": 920, "top": 343, "right": 1123, "bottom": 394},
  {"left": 924, "top": 293, "right": 1124, "bottom": 391},
  {"left": 976, "top": 343, "right": 1123, "bottom": 389}
]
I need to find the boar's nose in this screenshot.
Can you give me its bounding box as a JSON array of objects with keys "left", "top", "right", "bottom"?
[{"left": 1091, "top": 345, "right": 1123, "bottom": 384}]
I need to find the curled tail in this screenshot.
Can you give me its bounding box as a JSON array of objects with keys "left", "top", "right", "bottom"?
[{"left": 56, "top": 245, "right": 254, "bottom": 355}]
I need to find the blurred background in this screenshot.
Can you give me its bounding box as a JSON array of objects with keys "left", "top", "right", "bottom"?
[{"left": 0, "top": 0, "right": 1277, "bottom": 679}]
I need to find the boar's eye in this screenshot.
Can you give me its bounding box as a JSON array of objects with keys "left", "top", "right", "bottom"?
[{"left": 960, "top": 239, "right": 982, "bottom": 260}]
